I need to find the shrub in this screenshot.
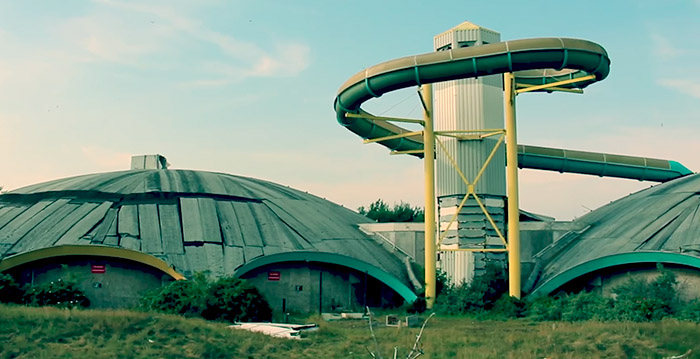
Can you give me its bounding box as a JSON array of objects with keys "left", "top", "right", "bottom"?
[
  {"left": 23, "top": 278, "right": 90, "bottom": 309},
  {"left": 0, "top": 273, "right": 24, "bottom": 304},
  {"left": 140, "top": 273, "right": 208, "bottom": 317},
  {"left": 526, "top": 295, "right": 565, "bottom": 321},
  {"left": 141, "top": 274, "right": 271, "bottom": 323},
  {"left": 612, "top": 265, "right": 678, "bottom": 322},
  {"left": 560, "top": 292, "right": 614, "bottom": 322},
  {"left": 675, "top": 299, "right": 700, "bottom": 322},
  {"left": 488, "top": 294, "right": 527, "bottom": 319},
  {"left": 201, "top": 276, "right": 272, "bottom": 322},
  {"left": 434, "top": 263, "right": 508, "bottom": 315}
]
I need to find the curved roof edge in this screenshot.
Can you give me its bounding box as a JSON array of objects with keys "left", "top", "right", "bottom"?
[
  {"left": 233, "top": 251, "right": 418, "bottom": 303},
  {"left": 0, "top": 245, "right": 185, "bottom": 280},
  {"left": 530, "top": 251, "right": 700, "bottom": 297}
]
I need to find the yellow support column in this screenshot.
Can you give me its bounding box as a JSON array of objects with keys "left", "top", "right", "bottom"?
[
  {"left": 422, "top": 84, "right": 437, "bottom": 308},
  {"left": 504, "top": 73, "right": 521, "bottom": 299}
]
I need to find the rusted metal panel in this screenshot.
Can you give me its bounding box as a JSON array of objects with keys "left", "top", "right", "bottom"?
[
  {"left": 0, "top": 205, "right": 27, "bottom": 231},
  {"left": 204, "top": 243, "right": 224, "bottom": 277},
  {"left": 91, "top": 208, "right": 118, "bottom": 244},
  {"left": 117, "top": 205, "right": 139, "bottom": 238},
  {"left": 243, "top": 246, "right": 263, "bottom": 262},
  {"left": 184, "top": 244, "right": 209, "bottom": 275},
  {"left": 216, "top": 201, "right": 245, "bottom": 247},
  {"left": 158, "top": 203, "right": 184, "bottom": 254},
  {"left": 56, "top": 202, "right": 112, "bottom": 245},
  {"left": 198, "top": 198, "right": 222, "bottom": 244},
  {"left": 1, "top": 199, "right": 71, "bottom": 247},
  {"left": 120, "top": 236, "right": 141, "bottom": 251},
  {"left": 10, "top": 202, "right": 79, "bottom": 252},
  {"left": 231, "top": 202, "right": 263, "bottom": 247},
  {"left": 139, "top": 204, "right": 163, "bottom": 253},
  {"left": 0, "top": 201, "right": 53, "bottom": 244},
  {"left": 223, "top": 245, "right": 245, "bottom": 273},
  {"left": 180, "top": 198, "right": 204, "bottom": 243}
]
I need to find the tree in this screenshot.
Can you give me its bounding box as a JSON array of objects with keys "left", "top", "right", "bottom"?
[{"left": 358, "top": 199, "right": 424, "bottom": 223}]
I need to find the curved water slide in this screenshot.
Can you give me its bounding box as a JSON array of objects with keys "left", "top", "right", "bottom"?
[{"left": 334, "top": 38, "right": 691, "bottom": 182}]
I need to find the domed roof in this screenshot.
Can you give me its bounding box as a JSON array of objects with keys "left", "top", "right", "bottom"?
[
  {"left": 0, "top": 169, "right": 415, "bottom": 300},
  {"left": 529, "top": 173, "right": 700, "bottom": 295}
]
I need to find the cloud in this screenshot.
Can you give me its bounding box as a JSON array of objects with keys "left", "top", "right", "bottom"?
[
  {"left": 658, "top": 79, "right": 700, "bottom": 99},
  {"left": 649, "top": 34, "right": 685, "bottom": 60},
  {"left": 92, "top": 0, "right": 310, "bottom": 83}
]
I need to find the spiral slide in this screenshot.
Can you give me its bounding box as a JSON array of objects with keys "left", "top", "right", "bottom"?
[{"left": 333, "top": 38, "right": 691, "bottom": 182}]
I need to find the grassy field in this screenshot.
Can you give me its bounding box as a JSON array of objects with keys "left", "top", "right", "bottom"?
[{"left": 2, "top": 304, "right": 699, "bottom": 359}]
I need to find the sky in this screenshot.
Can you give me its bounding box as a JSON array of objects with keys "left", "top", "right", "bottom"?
[{"left": 1, "top": 0, "right": 699, "bottom": 220}]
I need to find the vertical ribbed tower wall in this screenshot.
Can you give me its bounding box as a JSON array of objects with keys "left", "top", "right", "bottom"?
[{"left": 433, "top": 23, "right": 506, "bottom": 284}]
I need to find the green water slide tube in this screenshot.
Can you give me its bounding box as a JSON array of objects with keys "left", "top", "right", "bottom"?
[{"left": 334, "top": 38, "right": 692, "bottom": 182}]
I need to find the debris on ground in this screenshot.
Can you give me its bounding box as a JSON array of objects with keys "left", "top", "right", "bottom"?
[{"left": 229, "top": 322, "right": 318, "bottom": 340}]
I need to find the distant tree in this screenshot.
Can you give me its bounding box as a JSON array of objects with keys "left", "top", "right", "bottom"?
[{"left": 358, "top": 199, "right": 424, "bottom": 223}]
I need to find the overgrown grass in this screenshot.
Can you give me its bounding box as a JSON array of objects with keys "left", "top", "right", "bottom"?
[{"left": 2, "top": 304, "right": 699, "bottom": 359}]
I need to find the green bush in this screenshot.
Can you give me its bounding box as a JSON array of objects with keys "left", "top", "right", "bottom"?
[
  {"left": 611, "top": 265, "right": 678, "bottom": 322},
  {"left": 0, "top": 273, "right": 24, "bottom": 304},
  {"left": 434, "top": 263, "right": 508, "bottom": 315},
  {"left": 23, "top": 278, "right": 90, "bottom": 309},
  {"left": 141, "top": 274, "right": 271, "bottom": 323},
  {"left": 488, "top": 295, "right": 527, "bottom": 319},
  {"left": 560, "top": 292, "right": 614, "bottom": 322},
  {"left": 201, "top": 277, "right": 272, "bottom": 322},
  {"left": 526, "top": 295, "right": 564, "bottom": 321},
  {"left": 140, "top": 273, "right": 208, "bottom": 316},
  {"left": 675, "top": 299, "right": 700, "bottom": 322}
]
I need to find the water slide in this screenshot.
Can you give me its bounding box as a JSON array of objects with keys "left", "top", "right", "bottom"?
[{"left": 334, "top": 38, "right": 692, "bottom": 182}]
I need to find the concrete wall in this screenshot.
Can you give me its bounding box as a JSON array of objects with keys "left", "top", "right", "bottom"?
[
  {"left": 10, "top": 256, "right": 173, "bottom": 308},
  {"left": 570, "top": 265, "right": 700, "bottom": 302},
  {"left": 359, "top": 223, "right": 424, "bottom": 266},
  {"left": 242, "top": 262, "right": 402, "bottom": 314}
]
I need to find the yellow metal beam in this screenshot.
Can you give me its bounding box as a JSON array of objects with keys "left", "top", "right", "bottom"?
[
  {"left": 516, "top": 83, "right": 584, "bottom": 94},
  {"left": 390, "top": 149, "right": 424, "bottom": 156},
  {"left": 505, "top": 72, "right": 522, "bottom": 299},
  {"left": 435, "top": 129, "right": 505, "bottom": 134},
  {"left": 515, "top": 74, "right": 596, "bottom": 94},
  {"left": 421, "top": 84, "right": 437, "bottom": 309},
  {"left": 345, "top": 112, "right": 425, "bottom": 125},
  {"left": 363, "top": 131, "right": 423, "bottom": 144},
  {"left": 472, "top": 134, "right": 505, "bottom": 185},
  {"left": 436, "top": 247, "right": 508, "bottom": 252}
]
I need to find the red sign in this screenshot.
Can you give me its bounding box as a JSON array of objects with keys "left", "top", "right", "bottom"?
[
  {"left": 91, "top": 265, "right": 106, "bottom": 274},
  {"left": 268, "top": 271, "right": 280, "bottom": 281}
]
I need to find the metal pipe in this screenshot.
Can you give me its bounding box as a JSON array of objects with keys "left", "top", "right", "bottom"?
[
  {"left": 422, "top": 84, "right": 437, "bottom": 308},
  {"left": 504, "top": 72, "right": 521, "bottom": 299}
]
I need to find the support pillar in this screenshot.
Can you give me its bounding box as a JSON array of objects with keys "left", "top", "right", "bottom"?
[
  {"left": 422, "top": 84, "right": 437, "bottom": 308},
  {"left": 504, "top": 72, "right": 521, "bottom": 298}
]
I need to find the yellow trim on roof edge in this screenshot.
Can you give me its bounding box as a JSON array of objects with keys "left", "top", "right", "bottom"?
[{"left": 0, "top": 245, "right": 185, "bottom": 280}]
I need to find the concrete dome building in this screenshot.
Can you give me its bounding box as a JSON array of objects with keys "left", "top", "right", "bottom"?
[
  {"left": 527, "top": 173, "right": 700, "bottom": 298},
  {"left": 0, "top": 156, "right": 417, "bottom": 310}
]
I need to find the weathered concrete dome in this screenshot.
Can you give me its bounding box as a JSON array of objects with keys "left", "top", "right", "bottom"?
[
  {"left": 528, "top": 173, "right": 700, "bottom": 296},
  {"left": 0, "top": 169, "right": 416, "bottom": 307}
]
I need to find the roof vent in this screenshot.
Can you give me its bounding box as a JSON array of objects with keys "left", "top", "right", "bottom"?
[{"left": 130, "top": 154, "right": 169, "bottom": 170}]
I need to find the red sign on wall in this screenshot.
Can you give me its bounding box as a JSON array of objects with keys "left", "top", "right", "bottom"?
[
  {"left": 91, "top": 265, "right": 106, "bottom": 274},
  {"left": 268, "top": 271, "right": 280, "bottom": 281}
]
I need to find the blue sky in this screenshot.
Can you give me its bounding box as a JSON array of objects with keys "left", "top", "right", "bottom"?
[{"left": 1, "top": 0, "right": 699, "bottom": 220}]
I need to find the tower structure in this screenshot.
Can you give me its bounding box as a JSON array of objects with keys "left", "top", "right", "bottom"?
[{"left": 433, "top": 22, "right": 506, "bottom": 284}]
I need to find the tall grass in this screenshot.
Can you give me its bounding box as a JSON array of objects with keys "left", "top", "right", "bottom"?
[{"left": 2, "top": 304, "right": 699, "bottom": 359}]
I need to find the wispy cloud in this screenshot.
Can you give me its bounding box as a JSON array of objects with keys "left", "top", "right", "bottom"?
[
  {"left": 649, "top": 34, "right": 685, "bottom": 60},
  {"left": 93, "top": 0, "right": 310, "bottom": 84},
  {"left": 658, "top": 79, "right": 700, "bottom": 99}
]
